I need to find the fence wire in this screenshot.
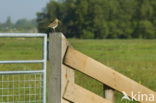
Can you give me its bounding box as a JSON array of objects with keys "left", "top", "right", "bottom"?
[
  {"left": 0, "top": 33, "right": 47, "bottom": 103},
  {"left": 0, "top": 74, "right": 43, "bottom": 103}
]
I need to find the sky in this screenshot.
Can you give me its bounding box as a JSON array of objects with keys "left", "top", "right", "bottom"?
[{"left": 0, "top": 0, "right": 50, "bottom": 23}]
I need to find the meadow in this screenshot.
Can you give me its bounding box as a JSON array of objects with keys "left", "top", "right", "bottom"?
[{"left": 0, "top": 38, "right": 156, "bottom": 103}]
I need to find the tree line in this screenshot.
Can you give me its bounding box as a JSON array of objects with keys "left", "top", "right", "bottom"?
[
  {"left": 0, "top": 17, "right": 37, "bottom": 33},
  {"left": 37, "top": 0, "right": 156, "bottom": 39}
]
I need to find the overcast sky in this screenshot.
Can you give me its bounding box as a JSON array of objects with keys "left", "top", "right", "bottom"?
[{"left": 0, "top": 0, "right": 49, "bottom": 23}]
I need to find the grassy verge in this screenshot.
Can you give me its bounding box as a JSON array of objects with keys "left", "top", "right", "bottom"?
[
  {"left": 0, "top": 38, "right": 156, "bottom": 103},
  {"left": 69, "top": 39, "right": 156, "bottom": 103}
]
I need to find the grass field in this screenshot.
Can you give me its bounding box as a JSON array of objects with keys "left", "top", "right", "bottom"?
[{"left": 0, "top": 38, "right": 156, "bottom": 103}]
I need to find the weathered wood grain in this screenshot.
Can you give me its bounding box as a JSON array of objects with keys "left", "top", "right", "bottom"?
[
  {"left": 48, "top": 33, "right": 74, "bottom": 103},
  {"left": 63, "top": 81, "right": 112, "bottom": 103},
  {"left": 64, "top": 47, "right": 156, "bottom": 103}
]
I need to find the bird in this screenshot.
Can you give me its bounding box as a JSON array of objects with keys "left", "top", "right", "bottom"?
[{"left": 48, "top": 18, "right": 60, "bottom": 32}]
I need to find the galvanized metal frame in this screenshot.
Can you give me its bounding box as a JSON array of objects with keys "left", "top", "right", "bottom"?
[{"left": 0, "top": 33, "right": 47, "bottom": 103}]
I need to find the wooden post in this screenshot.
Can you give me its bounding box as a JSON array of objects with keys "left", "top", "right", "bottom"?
[
  {"left": 104, "top": 85, "right": 115, "bottom": 103},
  {"left": 48, "top": 32, "right": 74, "bottom": 103}
]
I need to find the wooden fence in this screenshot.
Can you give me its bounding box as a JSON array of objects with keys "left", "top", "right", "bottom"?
[{"left": 48, "top": 33, "right": 156, "bottom": 103}]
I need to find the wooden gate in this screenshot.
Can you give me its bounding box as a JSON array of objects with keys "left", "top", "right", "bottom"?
[{"left": 48, "top": 33, "right": 156, "bottom": 103}]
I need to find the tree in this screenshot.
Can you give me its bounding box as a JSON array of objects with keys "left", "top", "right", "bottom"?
[
  {"left": 3, "top": 16, "right": 13, "bottom": 30},
  {"left": 137, "top": 20, "right": 155, "bottom": 39},
  {"left": 36, "top": 0, "right": 156, "bottom": 39},
  {"left": 15, "top": 18, "right": 36, "bottom": 31},
  {"left": 0, "top": 22, "right": 3, "bottom": 31}
]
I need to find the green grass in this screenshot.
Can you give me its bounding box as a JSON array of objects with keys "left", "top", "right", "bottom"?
[
  {"left": 0, "top": 38, "right": 43, "bottom": 102},
  {"left": 69, "top": 39, "right": 156, "bottom": 103},
  {"left": 0, "top": 38, "right": 156, "bottom": 103}
]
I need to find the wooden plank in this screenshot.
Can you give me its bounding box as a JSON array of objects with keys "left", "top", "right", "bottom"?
[
  {"left": 62, "top": 34, "right": 75, "bottom": 103},
  {"left": 48, "top": 33, "right": 74, "bottom": 103},
  {"left": 104, "top": 85, "right": 114, "bottom": 103},
  {"left": 64, "top": 47, "right": 156, "bottom": 103},
  {"left": 48, "top": 33, "right": 62, "bottom": 103},
  {"left": 63, "top": 81, "right": 112, "bottom": 103}
]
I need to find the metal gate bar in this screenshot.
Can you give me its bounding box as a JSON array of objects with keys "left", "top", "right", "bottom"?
[
  {"left": 0, "top": 60, "right": 44, "bottom": 64},
  {"left": 0, "top": 33, "right": 47, "bottom": 103}
]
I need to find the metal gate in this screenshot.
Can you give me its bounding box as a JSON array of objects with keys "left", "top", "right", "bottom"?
[{"left": 0, "top": 33, "right": 47, "bottom": 103}]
